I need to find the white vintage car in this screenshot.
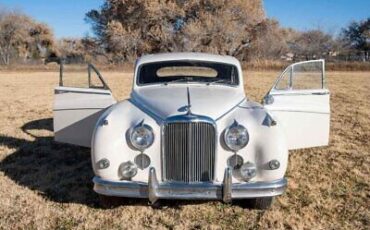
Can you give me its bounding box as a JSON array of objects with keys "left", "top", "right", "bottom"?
[{"left": 52, "top": 53, "right": 330, "bottom": 209}]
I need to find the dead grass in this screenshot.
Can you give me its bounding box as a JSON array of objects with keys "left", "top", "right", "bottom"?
[{"left": 0, "top": 69, "right": 369, "bottom": 229}]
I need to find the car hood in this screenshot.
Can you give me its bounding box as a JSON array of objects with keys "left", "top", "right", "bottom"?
[{"left": 130, "top": 85, "right": 245, "bottom": 120}]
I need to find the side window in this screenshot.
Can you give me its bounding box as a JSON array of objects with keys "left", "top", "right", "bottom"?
[
  {"left": 292, "top": 61, "right": 323, "bottom": 89},
  {"left": 45, "top": 57, "right": 109, "bottom": 90},
  {"left": 61, "top": 65, "right": 88, "bottom": 88},
  {"left": 274, "top": 60, "right": 324, "bottom": 90}
]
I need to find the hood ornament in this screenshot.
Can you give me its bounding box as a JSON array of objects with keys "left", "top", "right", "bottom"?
[{"left": 185, "top": 87, "right": 192, "bottom": 115}]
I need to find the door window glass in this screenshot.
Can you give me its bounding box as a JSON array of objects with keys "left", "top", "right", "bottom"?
[
  {"left": 54, "top": 62, "right": 108, "bottom": 89},
  {"left": 275, "top": 61, "right": 323, "bottom": 90},
  {"left": 61, "top": 65, "right": 88, "bottom": 88},
  {"left": 292, "top": 61, "right": 323, "bottom": 89}
]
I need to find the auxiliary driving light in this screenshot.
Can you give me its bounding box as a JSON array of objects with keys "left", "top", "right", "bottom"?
[
  {"left": 239, "top": 162, "right": 256, "bottom": 181},
  {"left": 119, "top": 161, "right": 138, "bottom": 179},
  {"left": 269, "top": 159, "right": 280, "bottom": 170},
  {"left": 134, "top": 153, "right": 151, "bottom": 170},
  {"left": 227, "top": 154, "right": 244, "bottom": 169}
]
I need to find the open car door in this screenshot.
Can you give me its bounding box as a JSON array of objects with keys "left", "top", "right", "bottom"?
[
  {"left": 52, "top": 61, "right": 116, "bottom": 147},
  {"left": 263, "top": 60, "right": 330, "bottom": 150}
]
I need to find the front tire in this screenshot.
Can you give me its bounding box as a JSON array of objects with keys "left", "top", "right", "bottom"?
[{"left": 236, "top": 197, "right": 274, "bottom": 210}]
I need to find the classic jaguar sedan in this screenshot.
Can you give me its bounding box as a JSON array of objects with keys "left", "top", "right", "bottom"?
[{"left": 52, "top": 53, "right": 330, "bottom": 209}]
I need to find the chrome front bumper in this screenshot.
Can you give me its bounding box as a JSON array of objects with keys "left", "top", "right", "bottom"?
[{"left": 93, "top": 168, "right": 287, "bottom": 203}]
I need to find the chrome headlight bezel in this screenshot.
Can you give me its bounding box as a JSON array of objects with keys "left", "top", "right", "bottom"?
[
  {"left": 224, "top": 121, "right": 249, "bottom": 151},
  {"left": 129, "top": 123, "right": 154, "bottom": 151}
]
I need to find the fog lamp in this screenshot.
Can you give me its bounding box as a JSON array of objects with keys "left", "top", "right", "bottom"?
[
  {"left": 239, "top": 162, "right": 256, "bottom": 181},
  {"left": 227, "top": 154, "right": 244, "bottom": 169},
  {"left": 269, "top": 159, "right": 280, "bottom": 170},
  {"left": 119, "top": 161, "right": 138, "bottom": 179},
  {"left": 134, "top": 153, "right": 151, "bottom": 170}
]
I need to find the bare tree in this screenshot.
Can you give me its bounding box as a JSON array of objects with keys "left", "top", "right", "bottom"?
[
  {"left": 0, "top": 9, "right": 55, "bottom": 65},
  {"left": 85, "top": 0, "right": 265, "bottom": 63},
  {"left": 0, "top": 12, "right": 27, "bottom": 65},
  {"left": 290, "top": 30, "right": 336, "bottom": 60},
  {"left": 247, "top": 19, "right": 291, "bottom": 60},
  {"left": 56, "top": 38, "right": 86, "bottom": 63}
]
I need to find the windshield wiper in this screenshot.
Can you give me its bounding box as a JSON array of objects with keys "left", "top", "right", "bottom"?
[
  {"left": 206, "top": 79, "right": 229, "bottom": 86},
  {"left": 163, "top": 78, "right": 189, "bottom": 85}
]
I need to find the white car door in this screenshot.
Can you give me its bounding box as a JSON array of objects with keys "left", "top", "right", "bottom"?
[
  {"left": 263, "top": 60, "right": 330, "bottom": 150},
  {"left": 53, "top": 63, "right": 116, "bottom": 147}
]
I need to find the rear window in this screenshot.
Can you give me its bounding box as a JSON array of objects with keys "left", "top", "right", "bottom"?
[{"left": 137, "top": 61, "right": 239, "bottom": 86}]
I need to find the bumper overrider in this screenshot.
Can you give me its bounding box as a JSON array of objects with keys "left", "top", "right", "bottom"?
[{"left": 93, "top": 167, "right": 287, "bottom": 204}]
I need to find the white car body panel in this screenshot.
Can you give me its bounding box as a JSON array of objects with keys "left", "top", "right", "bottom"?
[
  {"left": 52, "top": 53, "right": 330, "bottom": 202},
  {"left": 91, "top": 99, "right": 289, "bottom": 183},
  {"left": 265, "top": 90, "right": 330, "bottom": 149},
  {"left": 264, "top": 60, "right": 330, "bottom": 150},
  {"left": 53, "top": 86, "right": 116, "bottom": 147},
  {"left": 131, "top": 85, "right": 245, "bottom": 121}
]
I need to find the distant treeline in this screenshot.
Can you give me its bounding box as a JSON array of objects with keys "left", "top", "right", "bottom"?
[{"left": 0, "top": 0, "right": 369, "bottom": 66}]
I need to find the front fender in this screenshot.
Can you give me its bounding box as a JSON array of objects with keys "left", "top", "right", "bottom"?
[
  {"left": 92, "top": 99, "right": 288, "bottom": 184},
  {"left": 91, "top": 100, "right": 162, "bottom": 182},
  {"left": 215, "top": 100, "right": 288, "bottom": 182}
]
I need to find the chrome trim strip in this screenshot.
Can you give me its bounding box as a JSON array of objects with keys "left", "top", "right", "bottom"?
[
  {"left": 93, "top": 175, "right": 287, "bottom": 201},
  {"left": 53, "top": 108, "right": 106, "bottom": 111},
  {"left": 269, "top": 91, "right": 330, "bottom": 96},
  {"left": 265, "top": 109, "right": 330, "bottom": 114},
  {"left": 135, "top": 60, "right": 241, "bottom": 87},
  {"left": 54, "top": 87, "right": 112, "bottom": 95}
]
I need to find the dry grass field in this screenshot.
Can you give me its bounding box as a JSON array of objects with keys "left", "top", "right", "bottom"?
[{"left": 0, "top": 69, "right": 369, "bottom": 229}]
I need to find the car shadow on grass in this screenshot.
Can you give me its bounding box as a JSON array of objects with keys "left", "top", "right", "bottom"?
[
  {"left": 0, "top": 118, "right": 104, "bottom": 207},
  {"left": 0, "top": 118, "right": 202, "bottom": 209},
  {"left": 0, "top": 118, "right": 258, "bottom": 210}
]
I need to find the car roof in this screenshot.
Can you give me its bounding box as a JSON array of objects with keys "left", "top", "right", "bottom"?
[{"left": 136, "top": 52, "right": 240, "bottom": 66}]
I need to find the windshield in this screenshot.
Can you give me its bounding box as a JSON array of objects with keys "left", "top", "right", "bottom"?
[{"left": 137, "top": 61, "right": 239, "bottom": 86}]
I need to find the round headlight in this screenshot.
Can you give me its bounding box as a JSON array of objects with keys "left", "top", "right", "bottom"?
[
  {"left": 129, "top": 124, "right": 154, "bottom": 151},
  {"left": 224, "top": 122, "right": 249, "bottom": 151}
]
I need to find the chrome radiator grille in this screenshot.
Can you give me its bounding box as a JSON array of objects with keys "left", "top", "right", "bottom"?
[{"left": 163, "top": 122, "right": 216, "bottom": 183}]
